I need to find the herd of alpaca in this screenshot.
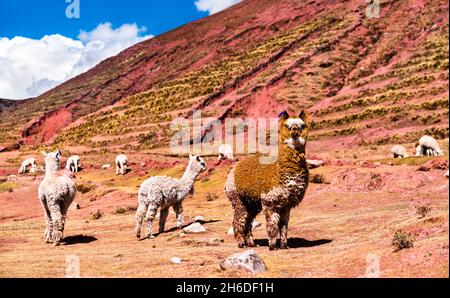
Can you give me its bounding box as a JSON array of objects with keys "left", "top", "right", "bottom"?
[
  {"left": 15, "top": 111, "right": 447, "bottom": 249},
  {"left": 391, "top": 135, "right": 444, "bottom": 158}
]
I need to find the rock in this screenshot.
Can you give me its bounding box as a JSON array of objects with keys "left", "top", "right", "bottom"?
[
  {"left": 178, "top": 232, "right": 186, "bottom": 238},
  {"left": 194, "top": 215, "right": 205, "bottom": 222},
  {"left": 227, "top": 227, "right": 235, "bottom": 236},
  {"left": 170, "top": 257, "right": 183, "bottom": 264},
  {"left": 445, "top": 170, "right": 449, "bottom": 178},
  {"left": 252, "top": 221, "right": 261, "bottom": 229},
  {"left": 307, "top": 159, "right": 324, "bottom": 169},
  {"left": 220, "top": 250, "right": 267, "bottom": 273},
  {"left": 6, "top": 175, "right": 18, "bottom": 183},
  {"left": 183, "top": 222, "right": 207, "bottom": 234},
  {"left": 71, "top": 203, "right": 80, "bottom": 210},
  {"left": 102, "top": 164, "right": 111, "bottom": 170},
  {"left": 417, "top": 165, "right": 431, "bottom": 172}
]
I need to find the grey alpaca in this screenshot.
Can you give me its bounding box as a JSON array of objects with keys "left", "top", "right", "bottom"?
[
  {"left": 38, "top": 150, "right": 76, "bottom": 245},
  {"left": 135, "top": 154, "right": 207, "bottom": 239}
]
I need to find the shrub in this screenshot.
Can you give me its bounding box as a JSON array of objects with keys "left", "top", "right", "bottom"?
[
  {"left": 392, "top": 230, "right": 414, "bottom": 252},
  {"left": 310, "top": 174, "right": 327, "bottom": 184},
  {"left": 113, "top": 206, "right": 137, "bottom": 215},
  {"left": 90, "top": 210, "right": 103, "bottom": 220},
  {"left": 76, "top": 183, "right": 96, "bottom": 194},
  {"left": 416, "top": 204, "right": 431, "bottom": 218}
]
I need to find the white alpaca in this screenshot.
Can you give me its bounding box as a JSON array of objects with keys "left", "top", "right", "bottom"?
[
  {"left": 416, "top": 135, "right": 444, "bottom": 156},
  {"left": 391, "top": 145, "right": 409, "bottom": 158},
  {"left": 18, "top": 158, "right": 37, "bottom": 174},
  {"left": 66, "top": 155, "right": 81, "bottom": 173},
  {"left": 135, "top": 154, "right": 207, "bottom": 239},
  {"left": 218, "top": 144, "right": 234, "bottom": 161},
  {"left": 38, "top": 150, "right": 76, "bottom": 245},
  {"left": 115, "top": 154, "right": 128, "bottom": 175}
]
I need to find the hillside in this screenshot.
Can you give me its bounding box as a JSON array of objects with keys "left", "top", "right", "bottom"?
[{"left": 0, "top": 0, "right": 448, "bottom": 154}]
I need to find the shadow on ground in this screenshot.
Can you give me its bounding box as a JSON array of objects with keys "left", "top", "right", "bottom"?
[
  {"left": 254, "top": 237, "right": 332, "bottom": 248},
  {"left": 62, "top": 235, "right": 98, "bottom": 245},
  {"left": 137, "top": 219, "right": 222, "bottom": 241}
]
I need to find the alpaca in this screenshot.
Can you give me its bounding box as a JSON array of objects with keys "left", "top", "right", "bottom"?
[
  {"left": 115, "top": 153, "right": 128, "bottom": 175},
  {"left": 218, "top": 144, "right": 234, "bottom": 161},
  {"left": 18, "top": 158, "right": 37, "bottom": 174},
  {"left": 66, "top": 155, "right": 81, "bottom": 173},
  {"left": 391, "top": 145, "right": 409, "bottom": 158},
  {"left": 38, "top": 150, "right": 76, "bottom": 245},
  {"left": 416, "top": 135, "right": 444, "bottom": 156},
  {"left": 225, "top": 111, "right": 310, "bottom": 250},
  {"left": 135, "top": 154, "right": 207, "bottom": 239}
]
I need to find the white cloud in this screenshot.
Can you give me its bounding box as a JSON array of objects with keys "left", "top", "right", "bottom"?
[
  {"left": 0, "top": 23, "right": 152, "bottom": 100},
  {"left": 194, "top": 0, "right": 242, "bottom": 15}
]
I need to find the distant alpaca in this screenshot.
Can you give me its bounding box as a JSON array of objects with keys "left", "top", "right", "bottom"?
[
  {"left": 218, "top": 144, "right": 234, "bottom": 161},
  {"left": 391, "top": 145, "right": 409, "bottom": 158},
  {"left": 115, "top": 154, "right": 128, "bottom": 175},
  {"left": 18, "top": 158, "right": 37, "bottom": 174},
  {"left": 66, "top": 155, "right": 81, "bottom": 173},
  {"left": 225, "top": 111, "right": 310, "bottom": 250},
  {"left": 135, "top": 154, "right": 207, "bottom": 239},
  {"left": 416, "top": 135, "right": 444, "bottom": 156},
  {"left": 38, "top": 150, "right": 76, "bottom": 245}
]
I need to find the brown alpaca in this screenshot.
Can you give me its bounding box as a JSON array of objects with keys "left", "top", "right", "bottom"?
[{"left": 225, "top": 111, "right": 310, "bottom": 250}]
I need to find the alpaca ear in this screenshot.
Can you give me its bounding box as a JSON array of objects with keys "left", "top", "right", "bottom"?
[
  {"left": 299, "top": 110, "right": 309, "bottom": 123},
  {"left": 196, "top": 155, "right": 201, "bottom": 162},
  {"left": 56, "top": 150, "right": 62, "bottom": 159},
  {"left": 278, "top": 111, "right": 289, "bottom": 121}
]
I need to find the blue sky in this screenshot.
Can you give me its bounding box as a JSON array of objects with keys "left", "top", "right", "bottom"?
[
  {"left": 0, "top": 0, "right": 242, "bottom": 99},
  {"left": 0, "top": 1, "right": 209, "bottom": 40}
]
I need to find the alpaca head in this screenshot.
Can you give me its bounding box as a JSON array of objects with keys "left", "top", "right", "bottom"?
[
  {"left": 278, "top": 110, "right": 309, "bottom": 154},
  {"left": 188, "top": 154, "right": 207, "bottom": 174},
  {"left": 41, "top": 150, "right": 62, "bottom": 172}
]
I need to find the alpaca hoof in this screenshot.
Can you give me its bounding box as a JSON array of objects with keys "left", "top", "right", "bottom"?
[
  {"left": 53, "top": 242, "right": 61, "bottom": 246},
  {"left": 148, "top": 235, "right": 155, "bottom": 239},
  {"left": 269, "top": 245, "right": 277, "bottom": 251},
  {"left": 280, "top": 245, "right": 288, "bottom": 250}
]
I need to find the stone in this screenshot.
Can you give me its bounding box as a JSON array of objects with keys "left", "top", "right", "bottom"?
[
  {"left": 102, "top": 164, "right": 111, "bottom": 170},
  {"left": 445, "top": 170, "right": 449, "bottom": 178},
  {"left": 252, "top": 221, "right": 261, "bottom": 229},
  {"left": 71, "top": 203, "right": 80, "bottom": 210},
  {"left": 307, "top": 159, "right": 324, "bottom": 169},
  {"left": 194, "top": 215, "right": 205, "bottom": 222},
  {"left": 6, "top": 175, "right": 18, "bottom": 183},
  {"left": 170, "top": 257, "right": 183, "bottom": 264},
  {"left": 220, "top": 250, "right": 267, "bottom": 273},
  {"left": 183, "top": 222, "right": 207, "bottom": 234},
  {"left": 227, "top": 227, "right": 235, "bottom": 236}
]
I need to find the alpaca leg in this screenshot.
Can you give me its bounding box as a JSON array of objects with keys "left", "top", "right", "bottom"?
[
  {"left": 49, "top": 203, "right": 65, "bottom": 245},
  {"left": 159, "top": 207, "right": 169, "bottom": 234},
  {"left": 231, "top": 199, "right": 250, "bottom": 248},
  {"left": 279, "top": 208, "right": 291, "bottom": 249},
  {"left": 135, "top": 202, "right": 147, "bottom": 239},
  {"left": 116, "top": 163, "right": 120, "bottom": 175},
  {"left": 244, "top": 209, "right": 258, "bottom": 247},
  {"left": 40, "top": 199, "right": 53, "bottom": 243},
  {"left": 145, "top": 204, "right": 158, "bottom": 239},
  {"left": 264, "top": 207, "right": 280, "bottom": 251},
  {"left": 173, "top": 202, "right": 184, "bottom": 228}
]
